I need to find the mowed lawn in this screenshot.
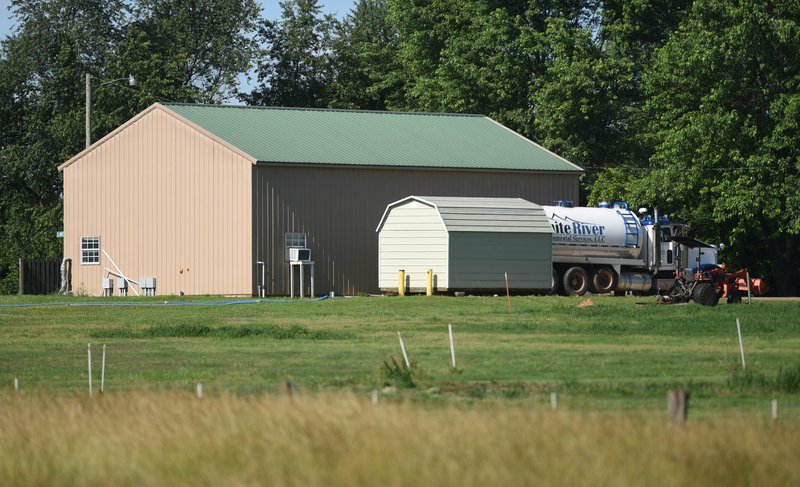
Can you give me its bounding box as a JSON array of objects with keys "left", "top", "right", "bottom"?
[{"left": 1, "top": 294, "right": 799, "bottom": 417}]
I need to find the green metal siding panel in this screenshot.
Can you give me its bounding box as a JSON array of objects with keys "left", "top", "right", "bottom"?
[
  {"left": 448, "top": 233, "right": 552, "bottom": 290},
  {"left": 164, "top": 104, "right": 581, "bottom": 172}
]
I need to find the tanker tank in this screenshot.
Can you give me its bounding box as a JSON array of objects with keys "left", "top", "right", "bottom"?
[{"left": 542, "top": 205, "right": 645, "bottom": 260}]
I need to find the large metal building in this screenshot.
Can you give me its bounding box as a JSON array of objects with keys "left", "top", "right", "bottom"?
[{"left": 59, "top": 103, "right": 581, "bottom": 296}]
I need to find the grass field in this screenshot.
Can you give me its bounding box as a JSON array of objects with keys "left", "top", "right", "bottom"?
[
  {"left": 2, "top": 392, "right": 799, "bottom": 487},
  {"left": 2, "top": 294, "right": 800, "bottom": 485},
  {"left": 1, "top": 294, "right": 799, "bottom": 415}
]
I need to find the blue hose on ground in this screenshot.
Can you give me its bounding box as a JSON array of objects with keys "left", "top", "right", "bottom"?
[{"left": 0, "top": 295, "right": 331, "bottom": 308}]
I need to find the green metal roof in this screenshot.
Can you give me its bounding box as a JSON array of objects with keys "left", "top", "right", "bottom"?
[
  {"left": 377, "top": 196, "right": 552, "bottom": 233},
  {"left": 163, "top": 103, "right": 582, "bottom": 172}
]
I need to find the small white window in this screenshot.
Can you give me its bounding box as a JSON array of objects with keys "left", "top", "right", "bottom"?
[
  {"left": 81, "top": 236, "right": 100, "bottom": 265},
  {"left": 285, "top": 232, "right": 307, "bottom": 261}
]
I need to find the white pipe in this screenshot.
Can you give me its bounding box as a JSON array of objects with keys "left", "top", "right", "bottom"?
[
  {"left": 104, "top": 267, "right": 139, "bottom": 286},
  {"left": 13, "top": 378, "right": 19, "bottom": 392},
  {"left": 736, "top": 318, "right": 746, "bottom": 369},
  {"left": 100, "top": 344, "right": 106, "bottom": 393},
  {"left": 102, "top": 250, "right": 140, "bottom": 296},
  {"left": 551, "top": 392, "right": 558, "bottom": 411},
  {"left": 257, "top": 261, "right": 266, "bottom": 297},
  {"left": 505, "top": 272, "right": 511, "bottom": 311},
  {"left": 397, "top": 332, "right": 410, "bottom": 369},
  {"left": 196, "top": 383, "right": 203, "bottom": 399},
  {"left": 772, "top": 399, "right": 778, "bottom": 421},
  {"left": 87, "top": 343, "right": 93, "bottom": 398},
  {"left": 448, "top": 324, "right": 456, "bottom": 369}
]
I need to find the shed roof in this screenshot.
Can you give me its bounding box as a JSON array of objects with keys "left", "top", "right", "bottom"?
[
  {"left": 162, "top": 103, "right": 582, "bottom": 172},
  {"left": 377, "top": 196, "right": 552, "bottom": 234}
]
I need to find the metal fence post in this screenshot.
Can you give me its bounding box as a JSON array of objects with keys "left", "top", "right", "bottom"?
[{"left": 18, "top": 258, "right": 23, "bottom": 295}]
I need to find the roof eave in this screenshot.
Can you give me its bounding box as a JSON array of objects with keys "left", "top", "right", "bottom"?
[
  {"left": 256, "top": 160, "right": 581, "bottom": 174},
  {"left": 59, "top": 103, "right": 258, "bottom": 172},
  {"left": 59, "top": 103, "right": 162, "bottom": 171},
  {"left": 375, "top": 195, "right": 439, "bottom": 233},
  {"left": 483, "top": 117, "right": 584, "bottom": 173}
]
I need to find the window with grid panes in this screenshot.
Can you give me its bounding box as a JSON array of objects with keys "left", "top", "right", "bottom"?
[
  {"left": 81, "top": 236, "right": 100, "bottom": 265},
  {"left": 285, "top": 233, "right": 307, "bottom": 261}
]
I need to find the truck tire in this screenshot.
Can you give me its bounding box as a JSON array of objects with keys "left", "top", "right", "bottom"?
[
  {"left": 551, "top": 268, "right": 560, "bottom": 295},
  {"left": 693, "top": 282, "right": 719, "bottom": 307},
  {"left": 562, "top": 267, "right": 589, "bottom": 296},
  {"left": 591, "top": 266, "right": 618, "bottom": 294}
]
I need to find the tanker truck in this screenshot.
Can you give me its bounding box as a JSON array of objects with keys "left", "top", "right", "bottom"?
[{"left": 542, "top": 201, "right": 716, "bottom": 296}]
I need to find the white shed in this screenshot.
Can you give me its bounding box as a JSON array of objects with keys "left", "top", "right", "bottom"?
[{"left": 376, "top": 196, "right": 552, "bottom": 293}]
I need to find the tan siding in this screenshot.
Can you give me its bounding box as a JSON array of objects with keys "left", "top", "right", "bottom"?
[
  {"left": 378, "top": 204, "right": 449, "bottom": 290},
  {"left": 62, "top": 108, "right": 252, "bottom": 296},
  {"left": 253, "top": 165, "right": 577, "bottom": 295}
]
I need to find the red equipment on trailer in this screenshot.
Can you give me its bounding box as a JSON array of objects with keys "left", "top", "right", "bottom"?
[{"left": 658, "top": 236, "right": 766, "bottom": 306}]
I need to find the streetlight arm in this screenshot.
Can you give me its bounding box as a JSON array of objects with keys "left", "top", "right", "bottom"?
[
  {"left": 98, "top": 76, "right": 136, "bottom": 88},
  {"left": 85, "top": 73, "right": 137, "bottom": 148}
]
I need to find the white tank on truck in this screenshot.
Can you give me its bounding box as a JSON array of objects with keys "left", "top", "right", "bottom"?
[
  {"left": 543, "top": 201, "right": 706, "bottom": 296},
  {"left": 542, "top": 205, "right": 644, "bottom": 260}
]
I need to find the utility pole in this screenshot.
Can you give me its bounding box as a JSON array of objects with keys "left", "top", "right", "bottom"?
[{"left": 85, "top": 73, "right": 92, "bottom": 148}]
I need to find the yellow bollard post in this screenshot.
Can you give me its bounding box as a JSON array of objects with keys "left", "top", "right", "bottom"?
[
  {"left": 426, "top": 269, "right": 433, "bottom": 296},
  {"left": 398, "top": 269, "right": 405, "bottom": 296}
]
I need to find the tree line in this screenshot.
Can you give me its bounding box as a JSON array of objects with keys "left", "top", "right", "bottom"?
[{"left": 1, "top": 0, "right": 798, "bottom": 294}]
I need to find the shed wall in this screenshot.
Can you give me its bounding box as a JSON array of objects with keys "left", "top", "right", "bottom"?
[
  {"left": 448, "top": 232, "right": 552, "bottom": 290},
  {"left": 378, "top": 201, "right": 449, "bottom": 291},
  {"left": 63, "top": 108, "right": 252, "bottom": 296},
  {"left": 252, "top": 165, "right": 576, "bottom": 295}
]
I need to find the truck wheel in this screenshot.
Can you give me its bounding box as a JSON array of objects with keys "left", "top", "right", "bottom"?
[
  {"left": 562, "top": 267, "right": 589, "bottom": 296},
  {"left": 591, "top": 266, "right": 618, "bottom": 294},
  {"left": 551, "top": 268, "right": 560, "bottom": 295},
  {"left": 693, "top": 282, "right": 719, "bottom": 307}
]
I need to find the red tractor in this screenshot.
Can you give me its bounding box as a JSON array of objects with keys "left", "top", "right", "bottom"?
[{"left": 658, "top": 237, "right": 766, "bottom": 306}]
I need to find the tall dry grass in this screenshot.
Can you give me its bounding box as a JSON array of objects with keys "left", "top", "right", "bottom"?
[{"left": 1, "top": 392, "right": 798, "bottom": 486}]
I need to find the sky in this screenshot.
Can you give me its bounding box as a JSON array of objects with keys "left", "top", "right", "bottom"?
[
  {"left": 0, "top": 0, "right": 14, "bottom": 37},
  {"left": 0, "top": 1, "right": 355, "bottom": 45}
]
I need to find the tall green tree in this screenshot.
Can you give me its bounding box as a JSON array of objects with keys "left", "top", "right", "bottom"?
[
  {"left": 245, "top": 0, "right": 337, "bottom": 107},
  {"left": 0, "top": 0, "right": 126, "bottom": 294},
  {"left": 529, "top": 10, "right": 616, "bottom": 173},
  {"left": 387, "top": 0, "right": 539, "bottom": 132},
  {"left": 120, "top": 0, "right": 260, "bottom": 105},
  {"left": 0, "top": 0, "right": 261, "bottom": 294},
  {"left": 531, "top": 0, "right": 691, "bottom": 193},
  {"left": 327, "top": 0, "right": 402, "bottom": 110},
  {"left": 594, "top": 0, "right": 800, "bottom": 294}
]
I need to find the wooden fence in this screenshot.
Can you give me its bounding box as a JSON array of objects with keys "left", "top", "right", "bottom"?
[{"left": 19, "top": 257, "right": 62, "bottom": 295}]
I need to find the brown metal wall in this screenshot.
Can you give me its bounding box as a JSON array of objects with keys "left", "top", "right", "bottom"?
[
  {"left": 63, "top": 108, "right": 253, "bottom": 296},
  {"left": 252, "top": 165, "right": 577, "bottom": 295}
]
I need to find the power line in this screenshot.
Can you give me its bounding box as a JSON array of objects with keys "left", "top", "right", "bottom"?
[{"left": 579, "top": 163, "right": 799, "bottom": 173}]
